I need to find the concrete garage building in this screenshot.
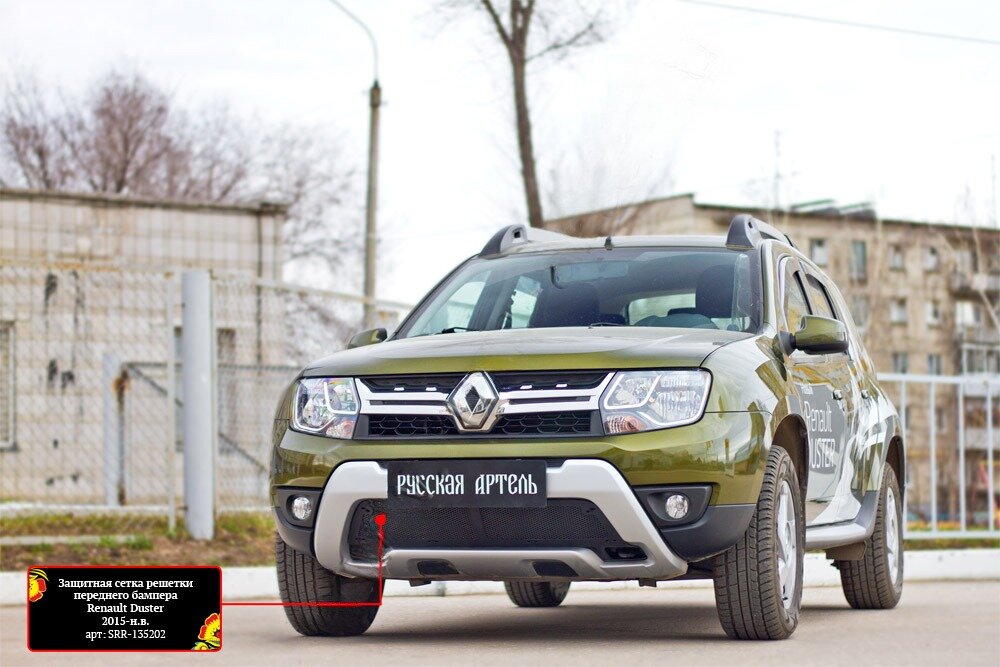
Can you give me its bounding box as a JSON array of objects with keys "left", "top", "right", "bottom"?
[
  {"left": 0, "top": 188, "right": 287, "bottom": 510},
  {"left": 550, "top": 194, "right": 1000, "bottom": 526}
]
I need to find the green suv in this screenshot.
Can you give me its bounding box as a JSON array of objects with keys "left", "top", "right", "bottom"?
[{"left": 270, "top": 215, "right": 905, "bottom": 640}]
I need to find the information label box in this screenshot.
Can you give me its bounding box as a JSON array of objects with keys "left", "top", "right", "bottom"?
[{"left": 27, "top": 565, "right": 221, "bottom": 652}]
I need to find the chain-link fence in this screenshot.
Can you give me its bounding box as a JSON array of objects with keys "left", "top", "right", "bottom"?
[
  {"left": 0, "top": 263, "right": 175, "bottom": 542},
  {"left": 211, "top": 274, "right": 409, "bottom": 512},
  {"left": 0, "top": 264, "right": 411, "bottom": 545}
]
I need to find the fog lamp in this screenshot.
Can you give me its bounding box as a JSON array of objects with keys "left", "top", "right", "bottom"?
[
  {"left": 665, "top": 494, "right": 689, "bottom": 520},
  {"left": 290, "top": 495, "right": 313, "bottom": 521}
]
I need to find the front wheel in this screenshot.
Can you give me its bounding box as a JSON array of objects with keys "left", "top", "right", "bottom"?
[
  {"left": 835, "top": 465, "right": 904, "bottom": 609},
  {"left": 712, "top": 445, "right": 804, "bottom": 640},
  {"left": 275, "top": 534, "right": 381, "bottom": 636}
]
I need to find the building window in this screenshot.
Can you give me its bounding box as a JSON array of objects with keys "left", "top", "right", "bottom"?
[
  {"left": 954, "top": 248, "right": 976, "bottom": 274},
  {"left": 850, "top": 241, "right": 867, "bottom": 281},
  {"left": 923, "top": 246, "right": 940, "bottom": 272},
  {"left": 955, "top": 301, "right": 983, "bottom": 327},
  {"left": 927, "top": 354, "right": 942, "bottom": 375},
  {"left": 925, "top": 300, "right": 941, "bottom": 326},
  {"left": 892, "top": 352, "right": 908, "bottom": 373},
  {"left": 0, "top": 322, "right": 13, "bottom": 450},
  {"left": 889, "top": 244, "right": 905, "bottom": 271},
  {"left": 850, "top": 295, "right": 870, "bottom": 329},
  {"left": 890, "top": 298, "right": 908, "bottom": 324},
  {"left": 810, "top": 239, "right": 828, "bottom": 267}
]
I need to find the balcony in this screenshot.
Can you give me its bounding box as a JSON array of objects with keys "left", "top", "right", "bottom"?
[{"left": 950, "top": 271, "right": 1000, "bottom": 296}]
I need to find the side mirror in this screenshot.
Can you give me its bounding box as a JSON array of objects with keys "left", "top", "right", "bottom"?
[
  {"left": 348, "top": 328, "right": 387, "bottom": 349},
  {"left": 791, "top": 315, "right": 848, "bottom": 354}
]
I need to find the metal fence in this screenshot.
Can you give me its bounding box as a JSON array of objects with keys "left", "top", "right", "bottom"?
[
  {"left": 879, "top": 373, "right": 999, "bottom": 538},
  {"left": 0, "top": 263, "right": 997, "bottom": 545},
  {"left": 0, "top": 264, "right": 410, "bottom": 544}
]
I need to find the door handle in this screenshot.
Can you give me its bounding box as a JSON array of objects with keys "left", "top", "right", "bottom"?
[{"left": 833, "top": 389, "right": 844, "bottom": 401}]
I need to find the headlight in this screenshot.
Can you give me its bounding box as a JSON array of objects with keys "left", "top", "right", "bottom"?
[
  {"left": 600, "top": 370, "right": 711, "bottom": 434},
  {"left": 291, "top": 377, "right": 359, "bottom": 439}
]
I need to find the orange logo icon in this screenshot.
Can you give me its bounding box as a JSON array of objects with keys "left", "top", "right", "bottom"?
[
  {"left": 28, "top": 568, "right": 48, "bottom": 603},
  {"left": 192, "top": 612, "right": 221, "bottom": 651}
]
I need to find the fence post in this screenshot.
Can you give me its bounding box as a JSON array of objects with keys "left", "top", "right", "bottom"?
[
  {"left": 182, "top": 271, "right": 215, "bottom": 540},
  {"left": 929, "top": 382, "right": 937, "bottom": 531},
  {"left": 958, "top": 382, "right": 966, "bottom": 531},
  {"left": 165, "top": 274, "right": 177, "bottom": 533},
  {"left": 101, "top": 353, "right": 123, "bottom": 507}
]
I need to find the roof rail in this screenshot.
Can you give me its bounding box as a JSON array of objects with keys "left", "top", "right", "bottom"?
[
  {"left": 726, "top": 214, "right": 797, "bottom": 249},
  {"left": 478, "top": 224, "right": 570, "bottom": 257}
]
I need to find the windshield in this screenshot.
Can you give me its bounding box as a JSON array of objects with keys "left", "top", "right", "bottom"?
[{"left": 397, "top": 247, "right": 761, "bottom": 338}]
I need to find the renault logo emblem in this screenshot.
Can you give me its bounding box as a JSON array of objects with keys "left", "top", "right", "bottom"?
[{"left": 448, "top": 372, "right": 500, "bottom": 431}]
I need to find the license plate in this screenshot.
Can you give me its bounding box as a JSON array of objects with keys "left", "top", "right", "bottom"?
[{"left": 387, "top": 460, "right": 547, "bottom": 509}]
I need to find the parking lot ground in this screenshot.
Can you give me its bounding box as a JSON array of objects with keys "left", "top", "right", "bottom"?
[{"left": 3, "top": 581, "right": 998, "bottom": 666}]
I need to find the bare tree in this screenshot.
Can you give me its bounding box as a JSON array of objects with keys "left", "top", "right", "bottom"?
[
  {"left": 445, "top": 0, "right": 619, "bottom": 227},
  {"left": 0, "top": 69, "right": 359, "bottom": 286}
]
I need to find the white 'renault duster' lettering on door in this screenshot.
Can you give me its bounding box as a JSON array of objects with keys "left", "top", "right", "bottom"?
[
  {"left": 804, "top": 399, "right": 839, "bottom": 470},
  {"left": 395, "top": 474, "right": 465, "bottom": 497},
  {"left": 475, "top": 473, "right": 538, "bottom": 496}
]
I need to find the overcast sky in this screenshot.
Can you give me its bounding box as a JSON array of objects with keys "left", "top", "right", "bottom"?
[{"left": 2, "top": 0, "right": 999, "bottom": 304}]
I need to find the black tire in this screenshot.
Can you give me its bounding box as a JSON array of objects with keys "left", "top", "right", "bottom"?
[
  {"left": 275, "top": 534, "right": 380, "bottom": 636},
  {"left": 712, "top": 445, "right": 804, "bottom": 640},
  {"left": 835, "top": 465, "right": 904, "bottom": 609},
  {"left": 504, "top": 581, "right": 571, "bottom": 607}
]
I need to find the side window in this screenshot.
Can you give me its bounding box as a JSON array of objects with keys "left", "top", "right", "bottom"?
[
  {"left": 804, "top": 274, "right": 836, "bottom": 320},
  {"left": 783, "top": 264, "right": 811, "bottom": 331}
]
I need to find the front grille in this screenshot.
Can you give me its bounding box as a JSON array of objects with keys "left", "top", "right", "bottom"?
[
  {"left": 367, "top": 414, "right": 458, "bottom": 437},
  {"left": 361, "top": 411, "right": 598, "bottom": 439},
  {"left": 360, "top": 374, "right": 465, "bottom": 394},
  {"left": 490, "top": 371, "right": 609, "bottom": 392},
  {"left": 348, "top": 498, "right": 645, "bottom": 563},
  {"left": 493, "top": 411, "right": 593, "bottom": 436}
]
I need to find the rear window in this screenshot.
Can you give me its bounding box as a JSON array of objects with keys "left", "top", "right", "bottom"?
[{"left": 398, "top": 247, "right": 762, "bottom": 338}]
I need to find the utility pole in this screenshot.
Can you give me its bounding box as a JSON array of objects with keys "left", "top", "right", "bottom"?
[
  {"left": 330, "top": 0, "right": 381, "bottom": 329},
  {"left": 364, "top": 80, "right": 381, "bottom": 329}
]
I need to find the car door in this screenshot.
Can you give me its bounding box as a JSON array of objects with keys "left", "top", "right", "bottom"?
[
  {"left": 800, "top": 268, "right": 861, "bottom": 525},
  {"left": 777, "top": 256, "right": 851, "bottom": 525}
]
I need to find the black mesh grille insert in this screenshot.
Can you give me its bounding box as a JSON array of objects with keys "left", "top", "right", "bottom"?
[
  {"left": 347, "top": 498, "right": 645, "bottom": 563},
  {"left": 367, "top": 415, "right": 458, "bottom": 437},
  {"left": 362, "top": 411, "right": 597, "bottom": 438},
  {"left": 360, "top": 374, "right": 465, "bottom": 394},
  {"left": 490, "top": 371, "right": 609, "bottom": 392},
  {"left": 493, "top": 411, "right": 593, "bottom": 436}
]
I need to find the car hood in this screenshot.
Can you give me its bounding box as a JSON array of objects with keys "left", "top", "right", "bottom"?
[{"left": 302, "top": 327, "right": 752, "bottom": 377}]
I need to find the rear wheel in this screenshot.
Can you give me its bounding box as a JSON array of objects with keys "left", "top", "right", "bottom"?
[
  {"left": 504, "top": 581, "right": 570, "bottom": 607},
  {"left": 712, "top": 445, "right": 804, "bottom": 640},
  {"left": 835, "top": 465, "right": 904, "bottom": 609},
  {"left": 275, "top": 534, "right": 380, "bottom": 636}
]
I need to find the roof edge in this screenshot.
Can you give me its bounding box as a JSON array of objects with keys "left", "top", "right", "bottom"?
[{"left": 0, "top": 187, "right": 289, "bottom": 216}]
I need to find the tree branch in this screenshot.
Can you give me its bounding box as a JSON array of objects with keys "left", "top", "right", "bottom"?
[{"left": 478, "top": 0, "right": 512, "bottom": 52}]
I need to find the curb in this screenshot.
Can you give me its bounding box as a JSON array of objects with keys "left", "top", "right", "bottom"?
[{"left": 2, "top": 549, "right": 997, "bottom": 606}]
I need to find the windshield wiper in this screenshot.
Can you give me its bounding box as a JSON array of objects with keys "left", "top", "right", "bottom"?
[
  {"left": 436, "top": 326, "right": 476, "bottom": 334},
  {"left": 589, "top": 322, "right": 624, "bottom": 328}
]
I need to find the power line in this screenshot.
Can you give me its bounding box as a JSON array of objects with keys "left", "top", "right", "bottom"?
[{"left": 677, "top": 0, "right": 1000, "bottom": 47}]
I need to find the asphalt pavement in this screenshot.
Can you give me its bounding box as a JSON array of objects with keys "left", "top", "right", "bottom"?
[{"left": 3, "top": 581, "right": 998, "bottom": 666}]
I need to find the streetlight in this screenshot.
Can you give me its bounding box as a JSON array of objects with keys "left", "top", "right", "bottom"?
[{"left": 329, "top": 0, "right": 381, "bottom": 329}]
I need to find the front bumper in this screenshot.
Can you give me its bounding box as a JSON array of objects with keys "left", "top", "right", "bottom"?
[{"left": 310, "top": 459, "right": 690, "bottom": 581}]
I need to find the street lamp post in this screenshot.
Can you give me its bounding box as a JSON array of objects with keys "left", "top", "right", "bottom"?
[{"left": 329, "top": 0, "right": 381, "bottom": 329}]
